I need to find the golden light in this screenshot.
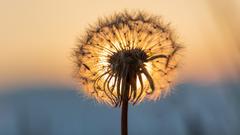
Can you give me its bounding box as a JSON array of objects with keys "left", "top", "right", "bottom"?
[{"left": 73, "top": 11, "right": 183, "bottom": 106}]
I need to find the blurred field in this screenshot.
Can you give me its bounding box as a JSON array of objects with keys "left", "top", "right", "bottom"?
[{"left": 0, "top": 82, "right": 240, "bottom": 135}]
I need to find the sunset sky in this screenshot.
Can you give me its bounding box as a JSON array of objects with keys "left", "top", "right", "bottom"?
[{"left": 0, "top": 0, "right": 239, "bottom": 89}]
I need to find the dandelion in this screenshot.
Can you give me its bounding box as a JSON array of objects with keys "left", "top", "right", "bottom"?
[{"left": 73, "top": 10, "right": 183, "bottom": 135}]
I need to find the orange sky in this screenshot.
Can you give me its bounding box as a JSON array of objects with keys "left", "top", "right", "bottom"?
[{"left": 0, "top": 0, "right": 239, "bottom": 89}]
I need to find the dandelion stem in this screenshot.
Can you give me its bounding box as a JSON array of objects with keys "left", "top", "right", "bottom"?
[{"left": 121, "top": 75, "right": 130, "bottom": 135}]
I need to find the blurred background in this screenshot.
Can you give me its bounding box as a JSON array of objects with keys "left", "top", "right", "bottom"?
[{"left": 0, "top": 0, "right": 239, "bottom": 135}]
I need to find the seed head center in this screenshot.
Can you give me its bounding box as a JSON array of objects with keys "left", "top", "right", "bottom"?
[{"left": 109, "top": 48, "right": 148, "bottom": 75}]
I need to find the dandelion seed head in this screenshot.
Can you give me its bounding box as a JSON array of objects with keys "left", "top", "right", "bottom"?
[{"left": 73, "top": 11, "right": 183, "bottom": 106}]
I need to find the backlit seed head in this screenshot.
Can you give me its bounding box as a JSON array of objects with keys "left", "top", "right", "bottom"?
[{"left": 73, "top": 10, "right": 183, "bottom": 106}]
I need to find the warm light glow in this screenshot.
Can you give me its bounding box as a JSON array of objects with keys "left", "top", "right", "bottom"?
[
  {"left": 1, "top": 0, "right": 239, "bottom": 90},
  {"left": 73, "top": 11, "right": 183, "bottom": 106},
  {"left": 99, "top": 44, "right": 154, "bottom": 102}
]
